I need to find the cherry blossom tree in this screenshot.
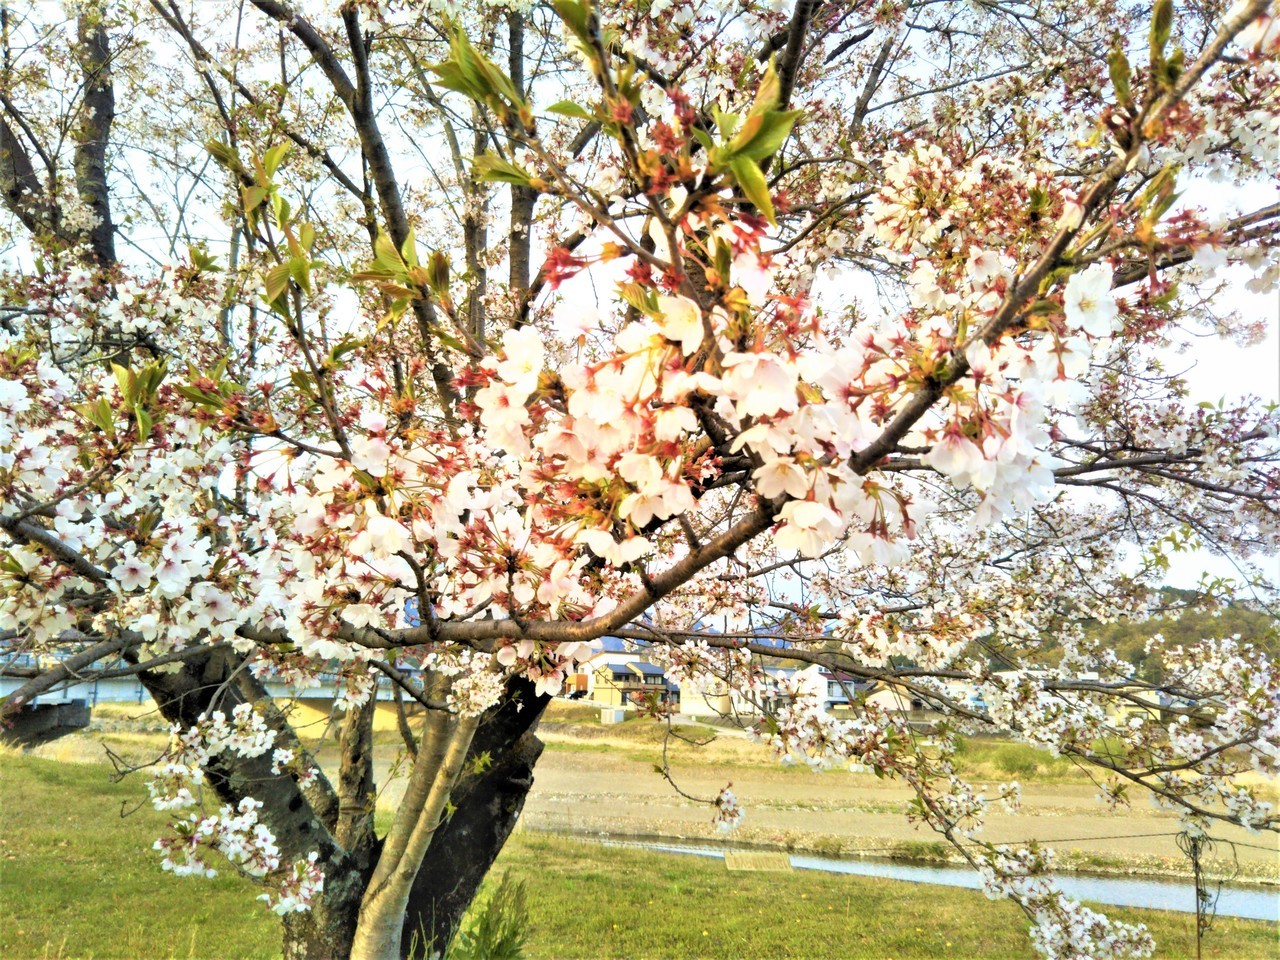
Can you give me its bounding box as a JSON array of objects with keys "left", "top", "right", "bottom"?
[{"left": 1, "top": 0, "right": 1278, "bottom": 957}]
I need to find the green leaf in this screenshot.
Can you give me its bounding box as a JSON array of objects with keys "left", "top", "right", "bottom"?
[
  {"left": 329, "top": 338, "right": 363, "bottom": 365},
  {"left": 72, "top": 398, "right": 116, "bottom": 437},
  {"left": 617, "top": 282, "right": 655, "bottom": 315},
  {"left": 290, "top": 371, "right": 314, "bottom": 396},
  {"left": 712, "top": 106, "right": 739, "bottom": 141},
  {"left": 137, "top": 360, "right": 168, "bottom": 399},
  {"left": 551, "top": 0, "right": 591, "bottom": 43},
  {"left": 714, "top": 231, "right": 732, "bottom": 281},
  {"left": 430, "top": 59, "right": 474, "bottom": 98},
  {"left": 442, "top": 32, "right": 489, "bottom": 99},
  {"left": 1108, "top": 48, "right": 1133, "bottom": 108},
  {"left": 732, "top": 109, "right": 803, "bottom": 162},
  {"left": 426, "top": 250, "right": 451, "bottom": 297},
  {"left": 435, "top": 331, "right": 471, "bottom": 354},
  {"left": 263, "top": 142, "right": 290, "bottom": 178},
  {"left": 400, "top": 228, "right": 419, "bottom": 269},
  {"left": 204, "top": 139, "right": 240, "bottom": 170},
  {"left": 373, "top": 231, "right": 406, "bottom": 274},
  {"left": 546, "top": 100, "right": 592, "bottom": 119},
  {"left": 241, "top": 185, "right": 267, "bottom": 215},
  {"left": 272, "top": 193, "right": 292, "bottom": 227},
  {"left": 289, "top": 257, "right": 312, "bottom": 297},
  {"left": 111, "top": 363, "right": 137, "bottom": 404},
  {"left": 133, "top": 405, "right": 154, "bottom": 442},
  {"left": 750, "top": 60, "right": 781, "bottom": 116},
  {"left": 263, "top": 263, "right": 292, "bottom": 304},
  {"left": 728, "top": 155, "right": 775, "bottom": 225},
  {"left": 187, "top": 244, "right": 221, "bottom": 273},
  {"left": 173, "top": 385, "right": 221, "bottom": 408},
  {"left": 430, "top": 31, "right": 525, "bottom": 110},
  {"left": 1151, "top": 187, "right": 1180, "bottom": 221},
  {"left": 1150, "top": 0, "right": 1173, "bottom": 58},
  {"left": 473, "top": 153, "right": 535, "bottom": 186}
]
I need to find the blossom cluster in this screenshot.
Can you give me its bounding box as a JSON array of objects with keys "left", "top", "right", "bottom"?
[{"left": 144, "top": 704, "right": 322, "bottom": 911}]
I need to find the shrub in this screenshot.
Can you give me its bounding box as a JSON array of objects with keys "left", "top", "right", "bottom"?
[{"left": 992, "top": 744, "right": 1040, "bottom": 776}]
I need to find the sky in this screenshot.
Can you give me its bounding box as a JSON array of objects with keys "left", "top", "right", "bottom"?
[{"left": 1158, "top": 276, "right": 1280, "bottom": 590}]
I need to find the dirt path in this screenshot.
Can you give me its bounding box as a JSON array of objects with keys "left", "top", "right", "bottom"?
[
  {"left": 350, "top": 737, "right": 1277, "bottom": 875},
  {"left": 515, "top": 749, "right": 1280, "bottom": 874}
]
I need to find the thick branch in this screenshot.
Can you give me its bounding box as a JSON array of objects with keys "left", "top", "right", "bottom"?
[{"left": 72, "top": 8, "right": 117, "bottom": 267}]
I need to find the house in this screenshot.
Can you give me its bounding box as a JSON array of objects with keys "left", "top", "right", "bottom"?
[
  {"left": 568, "top": 636, "right": 647, "bottom": 699},
  {"left": 822, "top": 674, "right": 880, "bottom": 713},
  {"left": 591, "top": 660, "right": 679, "bottom": 707},
  {"left": 672, "top": 660, "right": 799, "bottom": 720},
  {"left": 757, "top": 666, "right": 801, "bottom": 714},
  {"left": 941, "top": 678, "right": 987, "bottom": 714},
  {"left": 864, "top": 684, "right": 926, "bottom": 713},
  {"left": 674, "top": 679, "right": 734, "bottom": 719},
  {"left": 791, "top": 663, "right": 876, "bottom": 712},
  {"left": 787, "top": 664, "right": 932, "bottom": 715},
  {"left": 676, "top": 675, "right": 768, "bottom": 720}
]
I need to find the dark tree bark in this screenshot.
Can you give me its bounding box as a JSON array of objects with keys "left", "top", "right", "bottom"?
[
  {"left": 72, "top": 10, "right": 117, "bottom": 268},
  {"left": 280, "top": 867, "right": 370, "bottom": 960},
  {"left": 399, "top": 679, "right": 550, "bottom": 958},
  {"left": 507, "top": 11, "right": 538, "bottom": 313},
  {"left": 0, "top": 116, "right": 43, "bottom": 232}
]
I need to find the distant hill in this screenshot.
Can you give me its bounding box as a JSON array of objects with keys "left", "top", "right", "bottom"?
[{"left": 1082, "top": 588, "right": 1278, "bottom": 680}]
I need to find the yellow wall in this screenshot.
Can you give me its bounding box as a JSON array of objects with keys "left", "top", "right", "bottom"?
[
  {"left": 591, "top": 667, "right": 627, "bottom": 706},
  {"left": 273, "top": 698, "right": 425, "bottom": 735}
]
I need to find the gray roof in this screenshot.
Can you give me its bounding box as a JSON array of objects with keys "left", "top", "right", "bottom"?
[{"left": 628, "top": 661, "right": 666, "bottom": 677}]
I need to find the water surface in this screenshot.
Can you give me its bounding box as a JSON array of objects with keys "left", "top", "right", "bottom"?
[{"left": 579, "top": 835, "right": 1278, "bottom": 922}]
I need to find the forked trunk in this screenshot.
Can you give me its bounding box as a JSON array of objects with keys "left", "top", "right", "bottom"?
[
  {"left": 399, "top": 686, "right": 549, "bottom": 957},
  {"left": 142, "top": 653, "right": 549, "bottom": 960},
  {"left": 354, "top": 683, "right": 551, "bottom": 960},
  {"left": 275, "top": 748, "right": 540, "bottom": 960}
]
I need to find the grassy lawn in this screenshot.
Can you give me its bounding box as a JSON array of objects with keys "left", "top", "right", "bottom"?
[
  {"left": 0, "top": 753, "right": 279, "bottom": 960},
  {"left": 2, "top": 753, "right": 1275, "bottom": 959},
  {"left": 502, "top": 834, "right": 1277, "bottom": 960}
]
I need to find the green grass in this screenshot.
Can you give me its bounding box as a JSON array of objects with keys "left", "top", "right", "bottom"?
[
  {"left": 2, "top": 753, "right": 1276, "bottom": 959},
  {"left": 499, "top": 834, "right": 1277, "bottom": 960},
  {"left": 0, "top": 753, "right": 279, "bottom": 959}
]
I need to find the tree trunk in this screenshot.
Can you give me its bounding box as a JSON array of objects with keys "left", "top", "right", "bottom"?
[
  {"left": 281, "top": 854, "right": 369, "bottom": 960},
  {"left": 136, "top": 648, "right": 341, "bottom": 862},
  {"left": 138, "top": 653, "right": 551, "bottom": 960},
  {"left": 135, "top": 648, "right": 363, "bottom": 960},
  {"left": 73, "top": 9, "right": 117, "bottom": 268},
  {"left": 399, "top": 680, "right": 550, "bottom": 958}
]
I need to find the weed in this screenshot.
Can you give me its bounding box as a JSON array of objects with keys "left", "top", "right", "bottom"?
[{"left": 446, "top": 872, "right": 528, "bottom": 960}]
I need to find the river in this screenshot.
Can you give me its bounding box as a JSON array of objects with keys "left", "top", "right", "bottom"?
[{"left": 569, "top": 834, "right": 1279, "bottom": 922}]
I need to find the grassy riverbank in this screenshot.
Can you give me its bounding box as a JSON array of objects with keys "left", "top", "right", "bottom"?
[
  {"left": 28, "top": 702, "right": 1280, "bottom": 884},
  {"left": 2, "top": 754, "right": 1275, "bottom": 959}
]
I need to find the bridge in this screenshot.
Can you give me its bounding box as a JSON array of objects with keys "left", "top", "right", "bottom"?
[{"left": 0, "top": 654, "right": 420, "bottom": 746}]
